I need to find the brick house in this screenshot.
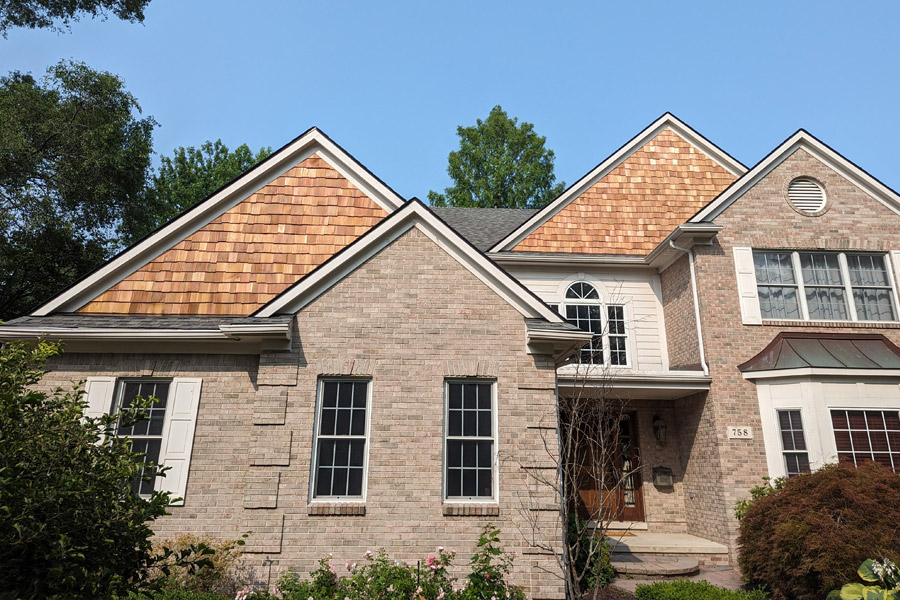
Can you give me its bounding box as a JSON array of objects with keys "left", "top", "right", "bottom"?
[{"left": 4, "top": 114, "right": 900, "bottom": 598}]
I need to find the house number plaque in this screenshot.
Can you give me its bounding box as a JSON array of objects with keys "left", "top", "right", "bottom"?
[{"left": 727, "top": 426, "right": 753, "bottom": 439}]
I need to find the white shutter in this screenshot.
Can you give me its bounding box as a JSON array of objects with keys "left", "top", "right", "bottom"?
[
  {"left": 83, "top": 377, "right": 116, "bottom": 420},
  {"left": 157, "top": 378, "right": 202, "bottom": 506},
  {"left": 733, "top": 247, "right": 762, "bottom": 325}
]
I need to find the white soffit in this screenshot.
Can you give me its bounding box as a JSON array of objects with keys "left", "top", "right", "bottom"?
[
  {"left": 255, "top": 200, "right": 564, "bottom": 322},
  {"left": 690, "top": 130, "right": 900, "bottom": 223},
  {"left": 489, "top": 112, "right": 747, "bottom": 253},
  {"left": 33, "top": 128, "right": 406, "bottom": 316}
]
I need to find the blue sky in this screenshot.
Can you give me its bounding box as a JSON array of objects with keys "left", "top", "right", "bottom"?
[{"left": 4, "top": 0, "right": 900, "bottom": 200}]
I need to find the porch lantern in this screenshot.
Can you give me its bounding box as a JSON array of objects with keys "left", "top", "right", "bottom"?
[{"left": 652, "top": 415, "right": 667, "bottom": 445}]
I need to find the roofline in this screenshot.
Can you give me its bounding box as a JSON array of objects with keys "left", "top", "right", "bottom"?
[
  {"left": 0, "top": 322, "right": 291, "bottom": 342},
  {"left": 32, "top": 128, "right": 406, "bottom": 316},
  {"left": 489, "top": 112, "right": 747, "bottom": 252},
  {"left": 742, "top": 367, "right": 900, "bottom": 380},
  {"left": 254, "top": 199, "right": 566, "bottom": 322},
  {"left": 690, "top": 129, "right": 900, "bottom": 223}
]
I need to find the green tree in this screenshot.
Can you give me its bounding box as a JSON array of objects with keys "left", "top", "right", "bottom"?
[
  {"left": 131, "top": 140, "right": 271, "bottom": 243},
  {"left": 0, "top": 60, "right": 156, "bottom": 318},
  {"left": 428, "top": 105, "right": 565, "bottom": 209},
  {"left": 0, "top": 0, "right": 151, "bottom": 36},
  {"left": 0, "top": 340, "right": 211, "bottom": 600}
]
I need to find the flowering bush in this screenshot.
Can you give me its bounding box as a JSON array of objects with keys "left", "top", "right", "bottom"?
[
  {"left": 828, "top": 558, "right": 900, "bottom": 600},
  {"left": 244, "top": 526, "right": 522, "bottom": 600}
]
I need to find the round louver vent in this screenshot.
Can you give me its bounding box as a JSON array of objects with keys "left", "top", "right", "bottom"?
[{"left": 788, "top": 178, "right": 826, "bottom": 214}]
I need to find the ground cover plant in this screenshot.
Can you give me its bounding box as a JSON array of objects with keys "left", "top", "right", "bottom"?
[
  {"left": 634, "top": 580, "right": 767, "bottom": 600},
  {"left": 737, "top": 461, "right": 900, "bottom": 600}
]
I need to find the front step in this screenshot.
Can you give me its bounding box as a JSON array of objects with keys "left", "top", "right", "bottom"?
[{"left": 611, "top": 553, "right": 699, "bottom": 576}]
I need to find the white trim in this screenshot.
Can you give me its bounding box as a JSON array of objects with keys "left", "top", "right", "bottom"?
[
  {"left": 309, "top": 378, "right": 373, "bottom": 502},
  {"left": 690, "top": 130, "right": 900, "bottom": 223},
  {"left": 33, "top": 128, "right": 405, "bottom": 316},
  {"left": 743, "top": 368, "right": 900, "bottom": 380},
  {"left": 256, "top": 201, "right": 564, "bottom": 322},
  {"left": 490, "top": 113, "right": 746, "bottom": 252},
  {"left": 0, "top": 323, "right": 292, "bottom": 342},
  {"left": 442, "top": 379, "right": 499, "bottom": 504}
]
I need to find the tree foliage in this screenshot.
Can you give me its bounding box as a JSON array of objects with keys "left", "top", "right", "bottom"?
[
  {"left": 428, "top": 105, "right": 565, "bottom": 209},
  {"left": 0, "top": 60, "right": 156, "bottom": 318},
  {"left": 0, "top": 0, "right": 151, "bottom": 36},
  {"left": 0, "top": 340, "right": 212, "bottom": 600},
  {"left": 131, "top": 140, "right": 271, "bottom": 244}
]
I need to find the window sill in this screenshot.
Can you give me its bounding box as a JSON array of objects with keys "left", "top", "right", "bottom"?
[
  {"left": 760, "top": 319, "right": 900, "bottom": 329},
  {"left": 442, "top": 503, "right": 500, "bottom": 517},
  {"left": 307, "top": 503, "right": 366, "bottom": 516}
]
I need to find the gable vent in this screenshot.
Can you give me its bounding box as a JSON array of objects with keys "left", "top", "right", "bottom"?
[{"left": 788, "top": 178, "right": 826, "bottom": 214}]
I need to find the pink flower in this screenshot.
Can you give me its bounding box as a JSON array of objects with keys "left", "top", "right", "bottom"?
[
  {"left": 364, "top": 550, "right": 374, "bottom": 558},
  {"left": 438, "top": 590, "right": 445, "bottom": 600},
  {"left": 308, "top": 597, "right": 314, "bottom": 600},
  {"left": 438, "top": 546, "right": 444, "bottom": 551},
  {"left": 346, "top": 562, "right": 351, "bottom": 571},
  {"left": 352, "top": 562, "right": 357, "bottom": 569}
]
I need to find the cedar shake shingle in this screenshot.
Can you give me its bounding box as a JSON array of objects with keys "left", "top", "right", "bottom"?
[
  {"left": 79, "top": 154, "right": 388, "bottom": 315},
  {"left": 512, "top": 129, "right": 737, "bottom": 254}
]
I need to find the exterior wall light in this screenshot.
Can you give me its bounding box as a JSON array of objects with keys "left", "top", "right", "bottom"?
[{"left": 653, "top": 415, "right": 667, "bottom": 445}]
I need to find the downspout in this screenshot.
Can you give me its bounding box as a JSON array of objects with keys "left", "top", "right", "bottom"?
[{"left": 669, "top": 241, "right": 710, "bottom": 377}]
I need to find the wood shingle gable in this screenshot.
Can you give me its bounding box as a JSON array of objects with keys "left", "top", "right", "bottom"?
[
  {"left": 35, "top": 128, "right": 405, "bottom": 317},
  {"left": 80, "top": 154, "right": 388, "bottom": 315},
  {"left": 490, "top": 113, "right": 745, "bottom": 255},
  {"left": 510, "top": 129, "right": 738, "bottom": 255}
]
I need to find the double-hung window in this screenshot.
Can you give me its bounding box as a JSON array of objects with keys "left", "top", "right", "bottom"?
[
  {"left": 444, "top": 381, "right": 496, "bottom": 500},
  {"left": 312, "top": 379, "right": 370, "bottom": 499},
  {"left": 777, "top": 409, "right": 811, "bottom": 477},
  {"left": 554, "top": 282, "right": 629, "bottom": 366},
  {"left": 753, "top": 251, "right": 898, "bottom": 322},
  {"left": 114, "top": 380, "right": 171, "bottom": 495}
]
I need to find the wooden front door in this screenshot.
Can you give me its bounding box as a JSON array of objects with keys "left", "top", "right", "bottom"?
[{"left": 576, "top": 412, "right": 645, "bottom": 522}]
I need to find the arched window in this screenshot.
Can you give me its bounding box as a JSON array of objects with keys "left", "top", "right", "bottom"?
[{"left": 561, "top": 282, "right": 628, "bottom": 366}]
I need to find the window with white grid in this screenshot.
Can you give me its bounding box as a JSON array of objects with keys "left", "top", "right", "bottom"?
[
  {"left": 831, "top": 409, "right": 900, "bottom": 473},
  {"left": 560, "top": 282, "right": 628, "bottom": 366},
  {"left": 114, "top": 380, "right": 170, "bottom": 496},
  {"left": 753, "top": 251, "right": 898, "bottom": 322},
  {"left": 444, "top": 381, "right": 495, "bottom": 500},
  {"left": 312, "top": 379, "right": 369, "bottom": 499}
]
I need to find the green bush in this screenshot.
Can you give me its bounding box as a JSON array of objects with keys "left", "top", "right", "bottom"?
[
  {"left": 0, "top": 341, "right": 212, "bottom": 600},
  {"left": 127, "top": 591, "right": 229, "bottom": 600},
  {"left": 150, "top": 535, "right": 247, "bottom": 595},
  {"left": 634, "top": 580, "right": 767, "bottom": 600},
  {"left": 738, "top": 461, "right": 900, "bottom": 600}
]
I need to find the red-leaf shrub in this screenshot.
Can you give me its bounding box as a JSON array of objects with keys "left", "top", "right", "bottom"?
[{"left": 738, "top": 461, "right": 900, "bottom": 600}]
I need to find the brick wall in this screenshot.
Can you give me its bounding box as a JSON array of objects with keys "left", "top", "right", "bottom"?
[
  {"left": 42, "top": 227, "right": 565, "bottom": 599},
  {"left": 690, "top": 148, "right": 900, "bottom": 557},
  {"left": 660, "top": 254, "right": 701, "bottom": 369}
]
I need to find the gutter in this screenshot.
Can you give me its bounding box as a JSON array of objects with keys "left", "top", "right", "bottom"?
[
  {"left": 0, "top": 323, "right": 292, "bottom": 342},
  {"left": 668, "top": 241, "right": 710, "bottom": 377}
]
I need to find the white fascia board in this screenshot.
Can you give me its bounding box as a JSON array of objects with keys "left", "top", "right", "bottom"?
[
  {"left": 742, "top": 367, "right": 900, "bottom": 381},
  {"left": 559, "top": 369, "right": 711, "bottom": 385},
  {"left": 526, "top": 329, "right": 594, "bottom": 343},
  {"left": 691, "top": 131, "right": 900, "bottom": 223},
  {"left": 218, "top": 322, "right": 292, "bottom": 338},
  {"left": 33, "top": 129, "right": 405, "bottom": 316},
  {"left": 0, "top": 327, "right": 228, "bottom": 341},
  {"left": 489, "top": 113, "right": 746, "bottom": 253},
  {"left": 489, "top": 252, "right": 650, "bottom": 268},
  {"left": 256, "top": 201, "right": 564, "bottom": 322}
]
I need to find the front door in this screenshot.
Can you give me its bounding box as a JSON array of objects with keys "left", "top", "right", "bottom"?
[{"left": 576, "top": 412, "right": 645, "bottom": 523}]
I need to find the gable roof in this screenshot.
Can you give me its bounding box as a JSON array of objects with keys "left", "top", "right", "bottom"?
[
  {"left": 255, "top": 199, "right": 565, "bottom": 322},
  {"left": 431, "top": 207, "right": 537, "bottom": 251},
  {"left": 490, "top": 113, "right": 747, "bottom": 253},
  {"left": 34, "top": 128, "right": 406, "bottom": 316},
  {"left": 690, "top": 129, "right": 900, "bottom": 222}
]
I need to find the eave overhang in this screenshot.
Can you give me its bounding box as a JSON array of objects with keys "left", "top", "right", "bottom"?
[
  {"left": 526, "top": 324, "right": 594, "bottom": 365},
  {"left": 557, "top": 370, "right": 711, "bottom": 399}
]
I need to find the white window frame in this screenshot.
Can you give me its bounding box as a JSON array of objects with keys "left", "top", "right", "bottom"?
[
  {"left": 309, "top": 378, "right": 373, "bottom": 502},
  {"left": 442, "top": 379, "right": 499, "bottom": 504},
  {"left": 112, "top": 378, "right": 175, "bottom": 497},
  {"left": 555, "top": 282, "right": 632, "bottom": 368},
  {"left": 752, "top": 250, "right": 900, "bottom": 323},
  {"left": 775, "top": 408, "right": 812, "bottom": 477}
]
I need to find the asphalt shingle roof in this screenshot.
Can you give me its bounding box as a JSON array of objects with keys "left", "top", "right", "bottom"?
[{"left": 432, "top": 207, "right": 537, "bottom": 251}]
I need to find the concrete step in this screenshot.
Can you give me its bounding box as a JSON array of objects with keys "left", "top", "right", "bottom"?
[
  {"left": 605, "top": 532, "right": 729, "bottom": 555},
  {"left": 611, "top": 553, "right": 700, "bottom": 576}
]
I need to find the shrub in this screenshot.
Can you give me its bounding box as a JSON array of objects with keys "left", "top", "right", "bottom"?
[
  {"left": 127, "top": 591, "right": 229, "bottom": 600},
  {"left": 150, "top": 535, "right": 247, "bottom": 595},
  {"left": 738, "top": 461, "right": 900, "bottom": 600},
  {"left": 567, "top": 513, "right": 614, "bottom": 592},
  {"left": 458, "top": 526, "right": 525, "bottom": 600},
  {"left": 732, "top": 476, "right": 784, "bottom": 521},
  {"left": 0, "top": 341, "right": 211, "bottom": 600},
  {"left": 634, "top": 580, "right": 768, "bottom": 600}
]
